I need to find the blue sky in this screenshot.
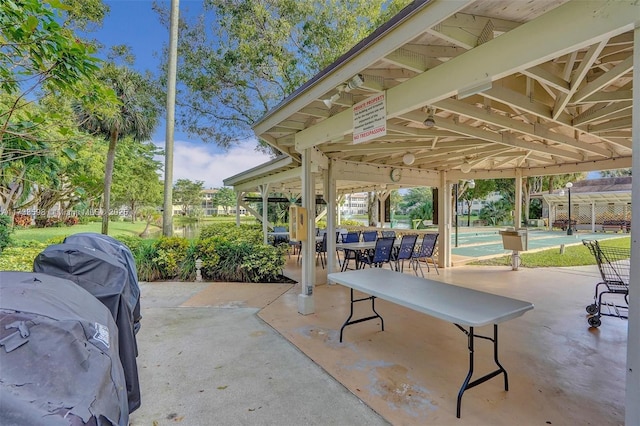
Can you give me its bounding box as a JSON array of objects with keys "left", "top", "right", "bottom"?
[{"left": 94, "top": 0, "right": 271, "bottom": 188}]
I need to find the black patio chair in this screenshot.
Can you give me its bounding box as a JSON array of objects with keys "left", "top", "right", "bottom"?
[
  {"left": 315, "top": 232, "right": 328, "bottom": 268},
  {"left": 393, "top": 234, "right": 418, "bottom": 272},
  {"left": 411, "top": 233, "right": 439, "bottom": 276},
  {"left": 358, "top": 237, "right": 395, "bottom": 269}
]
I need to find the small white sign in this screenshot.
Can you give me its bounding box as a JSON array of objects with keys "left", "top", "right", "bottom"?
[{"left": 353, "top": 92, "right": 387, "bottom": 144}]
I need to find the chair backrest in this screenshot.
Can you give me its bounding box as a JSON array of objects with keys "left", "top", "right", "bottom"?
[
  {"left": 316, "top": 232, "right": 328, "bottom": 252},
  {"left": 416, "top": 233, "right": 438, "bottom": 257},
  {"left": 341, "top": 231, "right": 359, "bottom": 243},
  {"left": 362, "top": 230, "right": 378, "bottom": 242},
  {"left": 273, "top": 226, "right": 287, "bottom": 233},
  {"left": 381, "top": 230, "right": 396, "bottom": 238},
  {"left": 396, "top": 234, "right": 418, "bottom": 261},
  {"left": 372, "top": 237, "right": 395, "bottom": 263}
]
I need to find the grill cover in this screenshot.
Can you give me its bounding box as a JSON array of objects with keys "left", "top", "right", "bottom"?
[
  {"left": 63, "top": 233, "right": 141, "bottom": 333},
  {"left": 33, "top": 243, "right": 141, "bottom": 413},
  {"left": 0, "top": 272, "right": 128, "bottom": 426}
]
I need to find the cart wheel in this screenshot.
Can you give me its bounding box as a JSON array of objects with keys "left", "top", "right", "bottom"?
[
  {"left": 588, "top": 316, "right": 601, "bottom": 328},
  {"left": 586, "top": 304, "right": 598, "bottom": 315}
]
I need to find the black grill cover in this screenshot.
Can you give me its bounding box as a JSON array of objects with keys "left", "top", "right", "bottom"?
[
  {"left": 63, "top": 233, "right": 141, "bottom": 333},
  {"left": 33, "top": 244, "right": 141, "bottom": 413},
  {"left": 0, "top": 272, "right": 128, "bottom": 426}
]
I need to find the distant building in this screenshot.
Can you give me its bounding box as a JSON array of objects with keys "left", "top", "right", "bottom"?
[
  {"left": 341, "top": 193, "right": 368, "bottom": 216},
  {"left": 537, "top": 177, "right": 631, "bottom": 231}
]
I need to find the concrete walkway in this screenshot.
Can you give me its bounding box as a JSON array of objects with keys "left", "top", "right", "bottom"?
[{"left": 128, "top": 282, "right": 389, "bottom": 426}]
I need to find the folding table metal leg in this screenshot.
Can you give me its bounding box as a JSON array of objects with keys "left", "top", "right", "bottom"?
[
  {"left": 455, "top": 324, "right": 508, "bottom": 418},
  {"left": 339, "top": 288, "right": 384, "bottom": 342}
]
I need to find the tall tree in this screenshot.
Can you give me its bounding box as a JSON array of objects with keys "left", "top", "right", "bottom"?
[
  {"left": 0, "top": 0, "right": 107, "bottom": 158},
  {"left": 74, "top": 63, "right": 160, "bottom": 234},
  {"left": 154, "top": 0, "right": 412, "bottom": 149},
  {"left": 212, "top": 187, "right": 236, "bottom": 215},
  {"left": 112, "top": 138, "right": 164, "bottom": 222},
  {"left": 173, "top": 179, "right": 205, "bottom": 216}
]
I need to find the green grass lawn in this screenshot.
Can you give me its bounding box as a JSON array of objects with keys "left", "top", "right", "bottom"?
[
  {"left": 471, "top": 236, "right": 630, "bottom": 268},
  {"left": 11, "top": 221, "right": 158, "bottom": 243}
]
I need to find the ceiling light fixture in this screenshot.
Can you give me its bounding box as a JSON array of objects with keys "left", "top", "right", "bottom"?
[
  {"left": 322, "top": 93, "right": 341, "bottom": 109},
  {"left": 346, "top": 74, "right": 364, "bottom": 91},
  {"left": 402, "top": 153, "right": 415, "bottom": 165},
  {"left": 460, "top": 160, "right": 472, "bottom": 173},
  {"left": 423, "top": 112, "right": 435, "bottom": 127}
]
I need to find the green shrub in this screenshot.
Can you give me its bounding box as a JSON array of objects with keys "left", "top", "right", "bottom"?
[
  {"left": 199, "top": 223, "right": 263, "bottom": 244},
  {"left": 194, "top": 236, "right": 286, "bottom": 283},
  {"left": 134, "top": 240, "right": 162, "bottom": 282},
  {"left": 0, "top": 214, "right": 13, "bottom": 252},
  {"left": 194, "top": 236, "right": 223, "bottom": 279},
  {"left": 116, "top": 235, "right": 145, "bottom": 253},
  {"left": 241, "top": 244, "right": 287, "bottom": 282},
  {"left": 153, "top": 236, "right": 190, "bottom": 279},
  {"left": 0, "top": 246, "right": 43, "bottom": 271}
]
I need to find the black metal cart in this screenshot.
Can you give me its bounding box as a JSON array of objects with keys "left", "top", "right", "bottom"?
[{"left": 582, "top": 239, "right": 630, "bottom": 328}]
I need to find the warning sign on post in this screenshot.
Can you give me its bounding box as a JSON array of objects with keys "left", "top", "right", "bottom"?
[{"left": 353, "top": 92, "right": 386, "bottom": 144}]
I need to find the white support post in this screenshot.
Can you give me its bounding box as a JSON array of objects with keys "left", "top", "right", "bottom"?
[
  {"left": 235, "top": 192, "right": 241, "bottom": 226},
  {"left": 299, "top": 148, "right": 315, "bottom": 315},
  {"left": 591, "top": 202, "right": 596, "bottom": 233},
  {"left": 515, "top": 169, "right": 523, "bottom": 229},
  {"left": 260, "top": 184, "right": 269, "bottom": 245},
  {"left": 626, "top": 23, "right": 640, "bottom": 426},
  {"left": 437, "top": 171, "right": 451, "bottom": 268}
]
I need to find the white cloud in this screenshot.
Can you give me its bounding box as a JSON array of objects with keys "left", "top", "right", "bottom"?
[{"left": 154, "top": 139, "right": 272, "bottom": 188}]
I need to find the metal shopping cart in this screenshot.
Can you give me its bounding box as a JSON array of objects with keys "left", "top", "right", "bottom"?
[{"left": 582, "top": 239, "right": 630, "bottom": 328}]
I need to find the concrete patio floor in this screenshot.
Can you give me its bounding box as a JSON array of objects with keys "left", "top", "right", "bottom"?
[
  {"left": 260, "top": 257, "right": 627, "bottom": 425},
  {"left": 131, "top": 256, "right": 627, "bottom": 425}
]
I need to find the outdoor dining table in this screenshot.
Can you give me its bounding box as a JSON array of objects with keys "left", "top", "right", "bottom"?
[{"left": 327, "top": 268, "right": 534, "bottom": 418}]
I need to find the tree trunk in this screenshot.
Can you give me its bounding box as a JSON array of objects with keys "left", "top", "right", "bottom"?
[{"left": 102, "top": 130, "right": 119, "bottom": 235}]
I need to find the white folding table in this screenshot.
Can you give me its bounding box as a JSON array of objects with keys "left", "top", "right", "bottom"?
[{"left": 327, "top": 268, "right": 534, "bottom": 418}]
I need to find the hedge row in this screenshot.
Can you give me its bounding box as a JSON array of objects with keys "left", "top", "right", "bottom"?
[{"left": 117, "top": 223, "right": 288, "bottom": 283}]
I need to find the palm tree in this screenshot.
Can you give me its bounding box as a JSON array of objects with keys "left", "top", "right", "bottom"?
[{"left": 74, "top": 64, "right": 159, "bottom": 234}]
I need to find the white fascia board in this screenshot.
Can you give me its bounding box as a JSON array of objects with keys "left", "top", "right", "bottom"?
[
  {"left": 296, "top": 0, "right": 638, "bottom": 152},
  {"left": 223, "top": 156, "right": 294, "bottom": 186},
  {"left": 232, "top": 166, "right": 302, "bottom": 193}
]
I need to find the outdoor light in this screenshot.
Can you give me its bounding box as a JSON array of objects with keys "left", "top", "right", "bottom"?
[
  {"left": 460, "top": 161, "right": 472, "bottom": 173},
  {"left": 322, "top": 93, "right": 340, "bottom": 109},
  {"left": 402, "top": 153, "right": 415, "bottom": 165},
  {"left": 565, "top": 182, "right": 573, "bottom": 236},
  {"left": 346, "top": 74, "right": 364, "bottom": 91},
  {"left": 423, "top": 113, "right": 435, "bottom": 127},
  {"left": 468, "top": 179, "right": 475, "bottom": 189}
]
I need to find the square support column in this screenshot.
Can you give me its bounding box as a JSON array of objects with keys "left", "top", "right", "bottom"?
[
  {"left": 299, "top": 148, "right": 315, "bottom": 315},
  {"left": 437, "top": 171, "right": 451, "bottom": 268}
]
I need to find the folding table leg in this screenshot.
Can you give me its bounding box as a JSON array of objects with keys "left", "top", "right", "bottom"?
[{"left": 455, "top": 324, "right": 508, "bottom": 418}]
